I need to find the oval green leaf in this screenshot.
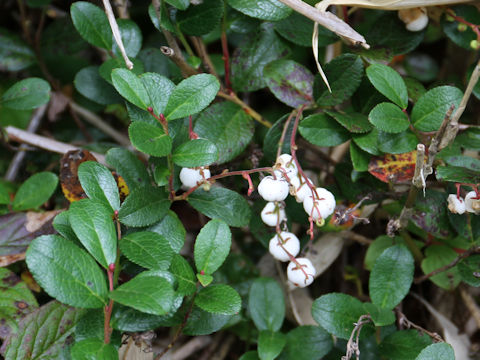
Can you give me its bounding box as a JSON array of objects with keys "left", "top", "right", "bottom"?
[
  {"left": 74, "top": 66, "right": 122, "bottom": 105},
  {"left": 299, "top": 113, "right": 350, "bottom": 147},
  {"left": 106, "top": 147, "right": 151, "bottom": 191},
  {"left": 195, "top": 284, "right": 241, "bottom": 315},
  {"left": 0, "top": 28, "right": 35, "bottom": 71},
  {"left": 70, "top": 1, "right": 112, "bottom": 49},
  {"left": 120, "top": 231, "right": 174, "bottom": 270},
  {"left": 258, "top": 330, "right": 286, "bottom": 360},
  {"left": 26, "top": 235, "right": 108, "bottom": 308},
  {"left": 112, "top": 19, "right": 142, "bottom": 58},
  {"left": 248, "top": 278, "right": 285, "bottom": 332},
  {"left": 12, "top": 171, "right": 58, "bottom": 211},
  {"left": 366, "top": 63, "right": 408, "bottom": 109},
  {"left": 194, "top": 219, "right": 231, "bottom": 275},
  {"left": 177, "top": 0, "right": 224, "bottom": 36},
  {"left": 377, "top": 130, "right": 417, "bottom": 154},
  {"left": 147, "top": 210, "right": 186, "bottom": 253},
  {"left": 71, "top": 339, "right": 118, "bottom": 360},
  {"left": 128, "top": 121, "right": 172, "bottom": 157},
  {"left": 172, "top": 139, "right": 218, "bottom": 167},
  {"left": 415, "top": 343, "right": 455, "bottom": 360},
  {"left": 227, "top": 0, "right": 291, "bottom": 21},
  {"left": 368, "top": 102, "right": 409, "bottom": 133},
  {"left": 284, "top": 326, "right": 332, "bottom": 360},
  {"left": 111, "top": 68, "right": 150, "bottom": 109},
  {"left": 1, "top": 77, "right": 50, "bottom": 110}
]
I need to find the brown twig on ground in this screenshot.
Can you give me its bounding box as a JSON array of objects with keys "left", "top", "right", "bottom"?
[{"left": 395, "top": 308, "right": 444, "bottom": 343}]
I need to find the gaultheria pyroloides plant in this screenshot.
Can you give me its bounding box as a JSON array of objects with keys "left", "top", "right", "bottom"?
[{"left": 0, "top": 0, "right": 480, "bottom": 359}]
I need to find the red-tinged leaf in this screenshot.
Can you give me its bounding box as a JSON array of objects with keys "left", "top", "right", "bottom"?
[{"left": 368, "top": 151, "right": 417, "bottom": 184}]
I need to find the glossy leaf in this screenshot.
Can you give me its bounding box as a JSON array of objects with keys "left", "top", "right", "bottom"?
[
  {"left": 129, "top": 121, "right": 172, "bottom": 157},
  {"left": 71, "top": 339, "right": 118, "bottom": 360},
  {"left": 194, "top": 219, "right": 231, "bottom": 274},
  {"left": 368, "top": 102, "right": 409, "bottom": 133},
  {"left": 121, "top": 231, "right": 174, "bottom": 270},
  {"left": 283, "top": 326, "right": 332, "bottom": 360},
  {"left": 1, "top": 78, "right": 50, "bottom": 110},
  {"left": 436, "top": 165, "right": 480, "bottom": 185},
  {"left": 421, "top": 245, "right": 460, "bottom": 290},
  {"left": 195, "top": 284, "right": 241, "bottom": 315},
  {"left": 165, "top": 74, "right": 220, "bottom": 120},
  {"left": 377, "top": 130, "right": 417, "bottom": 154},
  {"left": 412, "top": 86, "right": 463, "bottom": 132},
  {"left": 369, "top": 245, "right": 414, "bottom": 309},
  {"left": 112, "top": 19, "right": 142, "bottom": 58},
  {"left": 26, "top": 235, "right": 108, "bottom": 308},
  {"left": 311, "top": 293, "right": 367, "bottom": 339},
  {"left": 1, "top": 301, "right": 85, "bottom": 359},
  {"left": 415, "top": 343, "right": 455, "bottom": 360},
  {"left": 326, "top": 110, "right": 372, "bottom": 134},
  {"left": 363, "top": 303, "right": 395, "bottom": 327},
  {"left": 106, "top": 147, "right": 151, "bottom": 191},
  {"left": 70, "top": 1, "right": 111, "bottom": 49},
  {"left": 110, "top": 271, "right": 175, "bottom": 315},
  {"left": 172, "top": 139, "right": 218, "bottom": 167},
  {"left": 0, "top": 28, "right": 35, "bottom": 71},
  {"left": 366, "top": 64, "right": 408, "bottom": 109},
  {"left": 352, "top": 129, "right": 381, "bottom": 156},
  {"left": 140, "top": 72, "right": 175, "bottom": 117},
  {"left": 195, "top": 102, "right": 254, "bottom": 164},
  {"left": 368, "top": 150, "right": 417, "bottom": 184},
  {"left": 118, "top": 185, "right": 171, "bottom": 227},
  {"left": 459, "top": 255, "right": 480, "bottom": 287},
  {"left": 177, "top": 0, "right": 224, "bottom": 36},
  {"left": 227, "top": 0, "right": 291, "bottom": 21},
  {"left": 147, "top": 210, "right": 186, "bottom": 253},
  {"left": 188, "top": 187, "right": 251, "bottom": 227},
  {"left": 350, "top": 142, "right": 370, "bottom": 172},
  {"left": 258, "top": 330, "right": 286, "bottom": 360},
  {"left": 12, "top": 172, "right": 58, "bottom": 211},
  {"left": 263, "top": 59, "right": 314, "bottom": 108},
  {"left": 69, "top": 199, "right": 117, "bottom": 268},
  {"left": 365, "top": 235, "right": 405, "bottom": 271},
  {"left": 74, "top": 66, "right": 122, "bottom": 105},
  {"left": 314, "top": 54, "right": 364, "bottom": 107},
  {"left": 98, "top": 57, "right": 144, "bottom": 84},
  {"left": 183, "top": 306, "right": 232, "bottom": 335},
  {"left": 379, "top": 330, "right": 431, "bottom": 360},
  {"left": 170, "top": 254, "right": 196, "bottom": 296},
  {"left": 78, "top": 161, "right": 120, "bottom": 212},
  {"left": 249, "top": 278, "right": 284, "bottom": 332},
  {"left": 111, "top": 68, "right": 150, "bottom": 109},
  {"left": 299, "top": 113, "right": 350, "bottom": 147},
  {"left": 231, "top": 23, "right": 290, "bottom": 92}
]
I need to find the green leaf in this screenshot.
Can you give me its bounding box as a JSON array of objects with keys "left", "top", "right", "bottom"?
[
  {"left": 365, "top": 235, "right": 404, "bottom": 271},
  {"left": 106, "top": 147, "right": 151, "bottom": 191},
  {"left": 366, "top": 64, "right": 408, "bottom": 109},
  {"left": 228, "top": 0, "right": 291, "bottom": 20},
  {"left": 148, "top": 3, "right": 176, "bottom": 33},
  {"left": 299, "top": 113, "right": 350, "bottom": 147},
  {"left": 411, "top": 190, "right": 452, "bottom": 240},
  {"left": 311, "top": 293, "right": 367, "bottom": 339},
  {"left": 197, "top": 273, "right": 213, "bottom": 287},
  {"left": 436, "top": 165, "right": 480, "bottom": 184},
  {"left": 177, "top": 0, "right": 224, "bottom": 36},
  {"left": 140, "top": 72, "right": 175, "bottom": 116},
  {"left": 172, "top": 139, "right": 218, "bottom": 167},
  {"left": 165, "top": 74, "right": 220, "bottom": 120},
  {"left": 69, "top": 199, "right": 117, "bottom": 268},
  {"left": 71, "top": 339, "right": 118, "bottom": 360},
  {"left": 194, "top": 102, "right": 254, "bottom": 164},
  {"left": 111, "top": 68, "right": 150, "bottom": 109},
  {"left": 78, "top": 161, "right": 120, "bottom": 212},
  {"left": 109, "top": 271, "right": 175, "bottom": 315},
  {"left": 183, "top": 306, "right": 232, "bottom": 335},
  {"left": 274, "top": 12, "right": 336, "bottom": 47},
  {"left": 194, "top": 219, "right": 231, "bottom": 274},
  {"left": 120, "top": 231, "right": 174, "bottom": 270},
  {"left": 325, "top": 110, "right": 372, "bottom": 134},
  {"left": 75, "top": 309, "right": 104, "bottom": 342},
  {"left": 363, "top": 303, "right": 395, "bottom": 327},
  {"left": 0, "top": 28, "right": 35, "bottom": 71},
  {"left": 170, "top": 254, "right": 196, "bottom": 295},
  {"left": 0, "top": 268, "right": 38, "bottom": 340},
  {"left": 74, "top": 66, "right": 122, "bottom": 105},
  {"left": 263, "top": 59, "right": 314, "bottom": 108},
  {"left": 112, "top": 19, "right": 142, "bottom": 58},
  {"left": 369, "top": 245, "right": 414, "bottom": 309},
  {"left": 353, "top": 129, "right": 381, "bottom": 156},
  {"left": 98, "top": 57, "right": 144, "bottom": 84},
  {"left": 421, "top": 245, "right": 461, "bottom": 290},
  {"left": 26, "top": 235, "right": 108, "bottom": 308},
  {"left": 166, "top": 0, "right": 189, "bottom": 10},
  {"left": 129, "top": 121, "right": 172, "bottom": 157},
  {"left": 196, "top": 284, "right": 241, "bottom": 315},
  {"left": 377, "top": 130, "right": 417, "bottom": 154},
  {"left": 412, "top": 86, "right": 463, "bottom": 132},
  {"left": 379, "top": 330, "right": 432, "bottom": 360},
  {"left": 12, "top": 171, "right": 58, "bottom": 211},
  {"left": 350, "top": 142, "right": 370, "bottom": 172},
  {"left": 1, "top": 78, "right": 50, "bottom": 110},
  {"left": 415, "top": 343, "right": 455, "bottom": 360},
  {"left": 368, "top": 102, "right": 409, "bottom": 133},
  {"left": 283, "top": 326, "right": 332, "bottom": 360},
  {"left": 258, "top": 331, "right": 286, "bottom": 360},
  {"left": 405, "top": 77, "right": 427, "bottom": 103},
  {"left": 118, "top": 185, "right": 171, "bottom": 227},
  {"left": 2, "top": 301, "right": 85, "bottom": 360},
  {"left": 0, "top": 183, "right": 10, "bottom": 205},
  {"left": 52, "top": 211, "right": 80, "bottom": 244},
  {"left": 70, "top": 1, "right": 112, "bottom": 49},
  {"left": 249, "top": 278, "right": 285, "bottom": 332},
  {"left": 231, "top": 23, "right": 290, "bottom": 92},
  {"left": 459, "top": 255, "right": 480, "bottom": 287},
  {"left": 314, "top": 54, "right": 364, "bottom": 107},
  {"left": 188, "top": 187, "right": 251, "bottom": 227},
  {"left": 147, "top": 210, "right": 186, "bottom": 253},
  {"left": 240, "top": 352, "right": 260, "bottom": 360}
]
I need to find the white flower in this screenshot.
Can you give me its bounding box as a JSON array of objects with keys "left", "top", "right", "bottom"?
[
  {"left": 398, "top": 7, "right": 428, "bottom": 32},
  {"left": 274, "top": 153, "right": 298, "bottom": 179},
  {"left": 289, "top": 174, "right": 313, "bottom": 203},
  {"left": 269, "top": 231, "right": 300, "bottom": 262},
  {"left": 465, "top": 191, "right": 480, "bottom": 215},
  {"left": 303, "top": 187, "right": 336, "bottom": 220},
  {"left": 179, "top": 167, "right": 211, "bottom": 189},
  {"left": 447, "top": 194, "right": 466, "bottom": 215},
  {"left": 287, "top": 257, "right": 316, "bottom": 287},
  {"left": 261, "top": 202, "right": 287, "bottom": 227},
  {"left": 258, "top": 176, "right": 289, "bottom": 202}
]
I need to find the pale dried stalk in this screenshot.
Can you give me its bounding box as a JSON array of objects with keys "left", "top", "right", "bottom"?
[
  {"left": 315, "top": 0, "right": 473, "bottom": 11},
  {"left": 102, "top": 0, "right": 133, "bottom": 69}
]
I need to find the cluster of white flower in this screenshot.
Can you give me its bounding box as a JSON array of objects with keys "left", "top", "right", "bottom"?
[
  {"left": 447, "top": 191, "right": 480, "bottom": 215},
  {"left": 257, "top": 154, "right": 336, "bottom": 288}
]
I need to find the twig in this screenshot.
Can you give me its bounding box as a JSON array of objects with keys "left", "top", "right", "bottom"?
[
  {"left": 342, "top": 314, "right": 371, "bottom": 360},
  {"left": 395, "top": 308, "right": 444, "bottom": 343},
  {"left": 425, "top": 105, "right": 455, "bottom": 175},
  {"left": 459, "top": 284, "right": 480, "bottom": 329},
  {"left": 113, "top": 0, "right": 129, "bottom": 18},
  {"left": 4, "top": 104, "right": 47, "bottom": 181},
  {"left": 190, "top": 36, "right": 220, "bottom": 80},
  {"left": 342, "top": 230, "right": 373, "bottom": 245},
  {"left": 102, "top": 0, "right": 133, "bottom": 69},
  {"left": 276, "top": 109, "right": 296, "bottom": 159},
  {"left": 4, "top": 126, "right": 107, "bottom": 165},
  {"left": 414, "top": 246, "right": 480, "bottom": 284},
  {"left": 217, "top": 91, "right": 272, "bottom": 128},
  {"left": 69, "top": 101, "right": 131, "bottom": 147},
  {"left": 172, "top": 336, "right": 212, "bottom": 360}
]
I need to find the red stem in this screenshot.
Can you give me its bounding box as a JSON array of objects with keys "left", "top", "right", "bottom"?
[
  {"left": 447, "top": 9, "right": 480, "bottom": 41},
  {"left": 221, "top": 26, "right": 232, "bottom": 93}
]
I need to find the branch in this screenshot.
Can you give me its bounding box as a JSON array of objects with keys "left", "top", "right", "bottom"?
[
  {"left": 395, "top": 308, "right": 444, "bottom": 343},
  {"left": 190, "top": 36, "right": 220, "bottom": 80},
  {"left": 217, "top": 91, "right": 272, "bottom": 128},
  {"left": 342, "top": 314, "right": 372, "bottom": 360}
]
